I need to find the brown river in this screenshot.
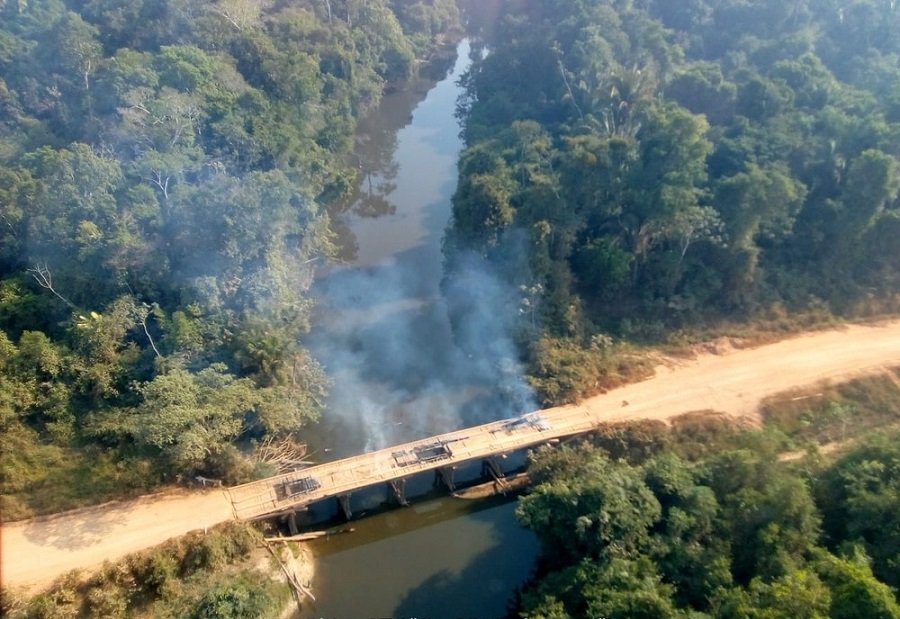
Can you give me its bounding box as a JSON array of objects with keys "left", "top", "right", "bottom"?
[{"left": 299, "top": 34, "right": 540, "bottom": 619}]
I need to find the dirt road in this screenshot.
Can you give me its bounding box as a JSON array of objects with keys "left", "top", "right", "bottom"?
[
  {"left": 3, "top": 320, "right": 900, "bottom": 593},
  {"left": 563, "top": 319, "right": 900, "bottom": 425},
  {"left": 1, "top": 490, "right": 234, "bottom": 594}
]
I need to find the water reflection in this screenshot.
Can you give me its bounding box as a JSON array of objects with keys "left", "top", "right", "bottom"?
[
  {"left": 329, "top": 43, "right": 465, "bottom": 265},
  {"left": 302, "top": 498, "right": 538, "bottom": 619}
]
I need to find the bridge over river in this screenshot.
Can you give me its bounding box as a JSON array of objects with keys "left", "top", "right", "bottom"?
[
  {"left": 5, "top": 320, "right": 900, "bottom": 594},
  {"left": 228, "top": 410, "right": 582, "bottom": 521},
  {"left": 227, "top": 318, "right": 900, "bottom": 521}
]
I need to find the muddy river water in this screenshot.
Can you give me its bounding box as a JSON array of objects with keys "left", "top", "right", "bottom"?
[{"left": 299, "top": 37, "right": 540, "bottom": 619}]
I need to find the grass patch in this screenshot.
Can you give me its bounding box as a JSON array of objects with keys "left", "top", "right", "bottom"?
[
  {"left": 667, "top": 411, "right": 795, "bottom": 460},
  {"left": 586, "top": 412, "right": 794, "bottom": 464},
  {"left": 658, "top": 310, "right": 900, "bottom": 361},
  {"left": 527, "top": 335, "right": 654, "bottom": 406},
  {"left": 576, "top": 370, "right": 900, "bottom": 469},
  {"left": 761, "top": 371, "right": 900, "bottom": 446},
  {"left": 0, "top": 442, "right": 162, "bottom": 521},
  {"left": 659, "top": 303, "right": 844, "bottom": 350}
]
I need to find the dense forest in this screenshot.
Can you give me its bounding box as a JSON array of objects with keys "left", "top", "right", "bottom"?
[
  {"left": 446, "top": 0, "right": 900, "bottom": 403},
  {"left": 514, "top": 420, "right": 900, "bottom": 619},
  {"left": 0, "top": 0, "right": 459, "bottom": 518},
  {"left": 3, "top": 0, "right": 900, "bottom": 615}
]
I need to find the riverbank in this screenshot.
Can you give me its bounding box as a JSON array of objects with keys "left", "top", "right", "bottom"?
[{"left": 271, "top": 542, "right": 315, "bottom": 619}]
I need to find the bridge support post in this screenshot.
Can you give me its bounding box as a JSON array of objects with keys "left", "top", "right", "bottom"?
[
  {"left": 483, "top": 457, "right": 510, "bottom": 492},
  {"left": 388, "top": 478, "right": 409, "bottom": 506},
  {"left": 287, "top": 510, "right": 299, "bottom": 536},
  {"left": 435, "top": 466, "right": 457, "bottom": 492},
  {"left": 337, "top": 494, "right": 352, "bottom": 520}
]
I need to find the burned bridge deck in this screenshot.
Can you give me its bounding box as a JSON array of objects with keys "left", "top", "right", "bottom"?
[{"left": 226, "top": 409, "right": 598, "bottom": 521}]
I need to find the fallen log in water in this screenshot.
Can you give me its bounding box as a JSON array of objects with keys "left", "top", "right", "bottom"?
[
  {"left": 264, "top": 527, "right": 356, "bottom": 543},
  {"left": 453, "top": 472, "right": 531, "bottom": 500},
  {"left": 263, "top": 541, "right": 317, "bottom": 608},
  {"left": 264, "top": 532, "right": 327, "bottom": 543}
]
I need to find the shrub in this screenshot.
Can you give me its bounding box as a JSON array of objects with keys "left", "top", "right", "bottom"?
[
  {"left": 188, "top": 574, "right": 277, "bottom": 619},
  {"left": 85, "top": 586, "right": 128, "bottom": 618},
  {"left": 527, "top": 335, "right": 650, "bottom": 406},
  {"left": 181, "top": 531, "right": 229, "bottom": 574},
  {"left": 1, "top": 586, "right": 25, "bottom": 618},
  {"left": 129, "top": 548, "right": 178, "bottom": 597},
  {"left": 589, "top": 420, "right": 670, "bottom": 464},
  {"left": 218, "top": 522, "right": 261, "bottom": 562}
]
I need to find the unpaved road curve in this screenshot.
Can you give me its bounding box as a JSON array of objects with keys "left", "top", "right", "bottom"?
[{"left": 3, "top": 319, "right": 900, "bottom": 593}]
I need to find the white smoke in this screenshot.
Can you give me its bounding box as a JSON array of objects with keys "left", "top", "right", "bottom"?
[{"left": 305, "top": 245, "right": 536, "bottom": 455}]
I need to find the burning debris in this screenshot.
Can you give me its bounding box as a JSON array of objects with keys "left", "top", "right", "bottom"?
[
  {"left": 275, "top": 476, "right": 322, "bottom": 501},
  {"left": 497, "top": 413, "right": 551, "bottom": 433},
  {"left": 392, "top": 438, "right": 466, "bottom": 467}
]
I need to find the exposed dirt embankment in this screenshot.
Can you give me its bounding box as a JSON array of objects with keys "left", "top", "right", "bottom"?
[{"left": 4, "top": 319, "right": 900, "bottom": 594}]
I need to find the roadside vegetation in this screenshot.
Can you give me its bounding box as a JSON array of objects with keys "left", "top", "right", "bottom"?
[
  {"left": 513, "top": 373, "right": 900, "bottom": 618},
  {"left": 445, "top": 0, "right": 900, "bottom": 405},
  {"left": 0, "top": 522, "right": 297, "bottom": 619},
  {"left": 761, "top": 370, "right": 900, "bottom": 448},
  {"left": 0, "top": 0, "right": 460, "bottom": 519}
]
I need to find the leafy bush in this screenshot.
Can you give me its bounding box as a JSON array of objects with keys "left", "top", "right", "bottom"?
[
  {"left": 188, "top": 573, "right": 279, "bottom": 619},
  {"left": 84, "top": 586, "right": 128, "bottom": 619},
  {"left": 527, "top": 335, "right": 651, "bottom": 405},
  {"left": 129, "top": 548, "right": 178, "bottom": 597}
]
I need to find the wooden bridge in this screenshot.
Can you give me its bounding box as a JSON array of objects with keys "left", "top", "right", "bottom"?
[
  {"left": 227, "top": 407, "right": 599, "bottom": 521},
  {"left": 227, "top": 319, "right": 900, "bottom": 521}
]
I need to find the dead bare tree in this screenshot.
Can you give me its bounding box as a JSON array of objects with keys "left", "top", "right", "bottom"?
[
  {"left": 264, "top": 541, "right": 316, "bottom": 610},
  {"left": 210, "top": 0, "right": 270, "bottom": 32},
  {"left": 132, "top": 302, "right": 163, "bottom": 358},
  {"left": 256, "top": 436, "right": 313, "bottom": 474},
  {"left": 27, "top": 263, "right": 75, "bottom": 308}
]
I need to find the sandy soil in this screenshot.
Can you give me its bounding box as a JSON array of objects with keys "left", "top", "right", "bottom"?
[
  {"left": 3, "top": 319, "right": 900, "bottom": 594},
  {"left": 1, "top": 489, "right": 234, "bottom": 595},
  {"left": 566, "top": 319, "right": 900, "bottom": 425}
]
